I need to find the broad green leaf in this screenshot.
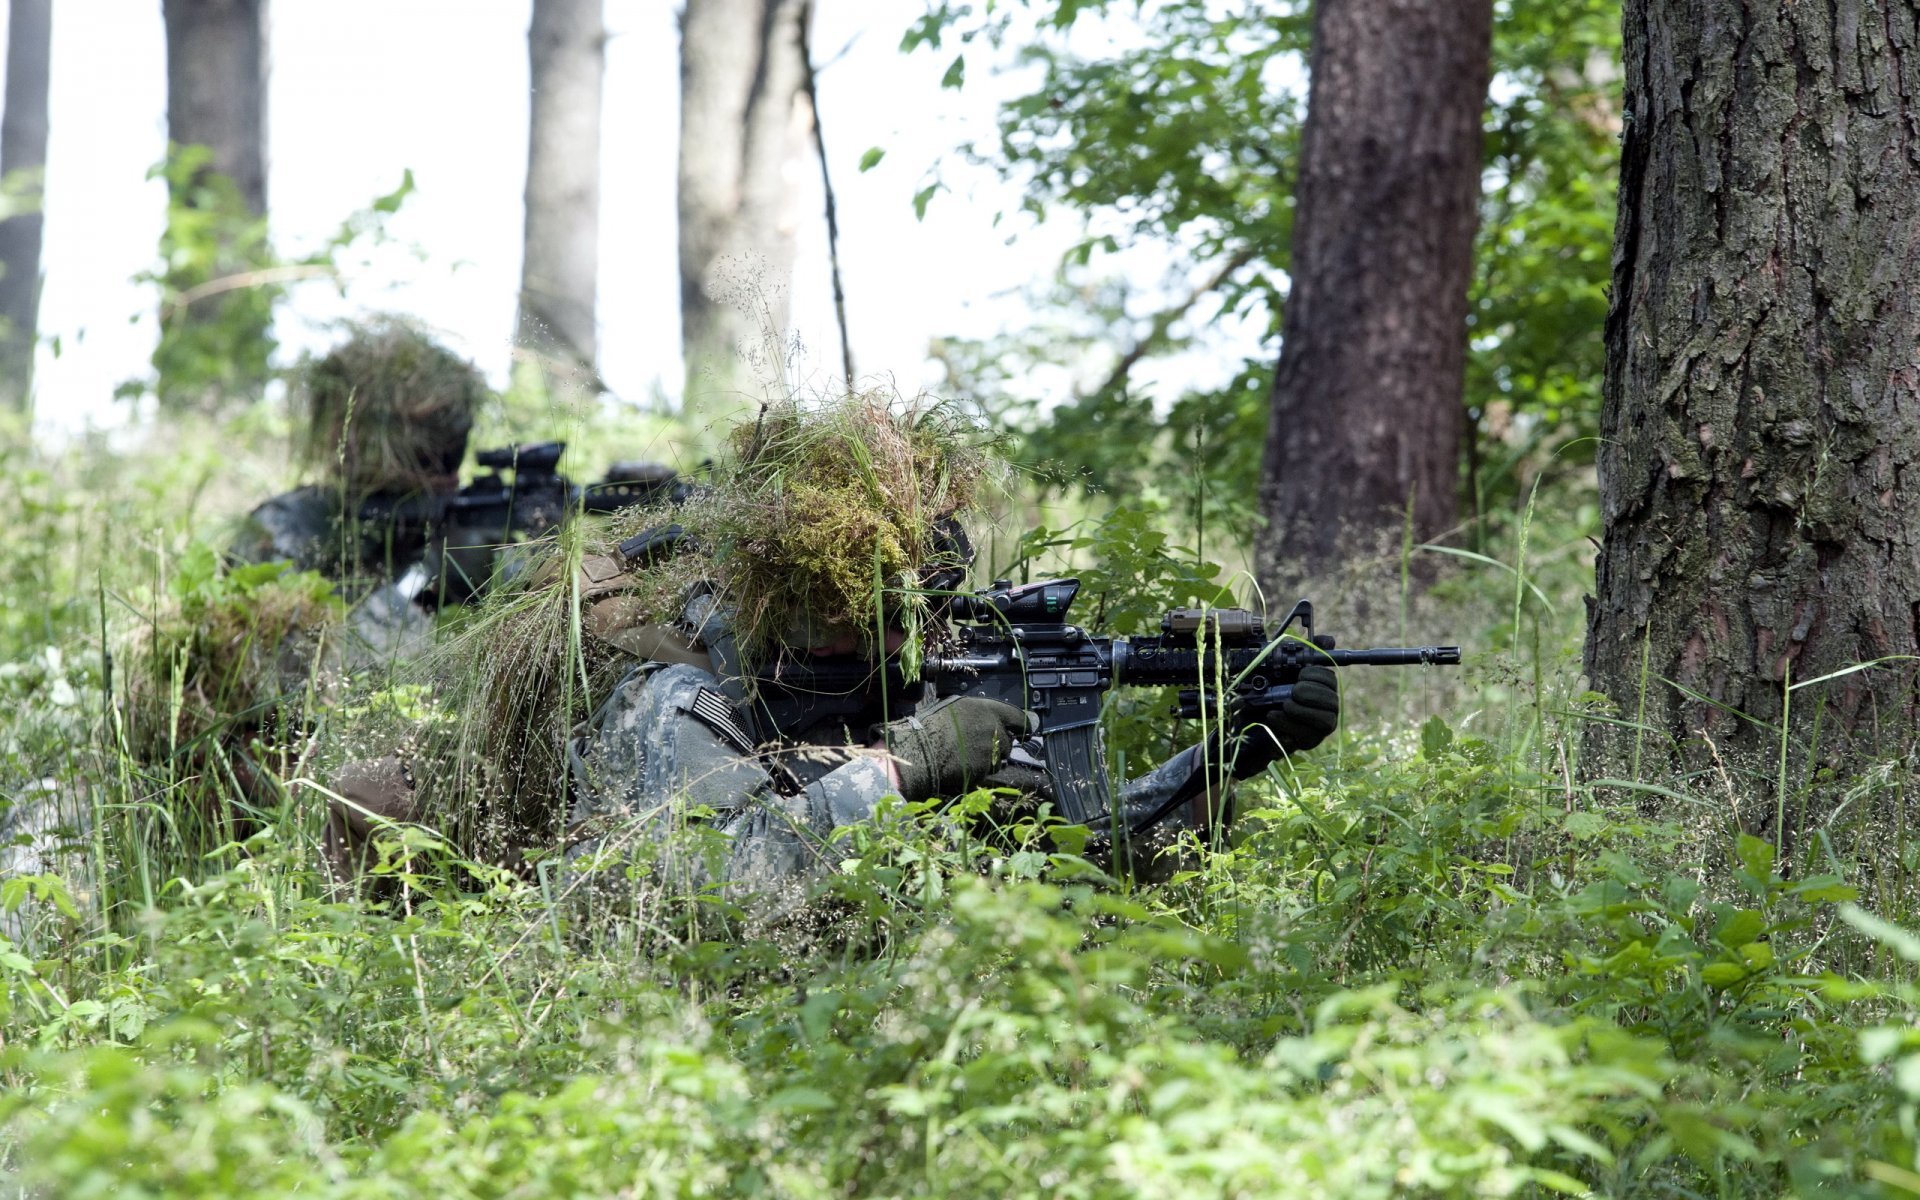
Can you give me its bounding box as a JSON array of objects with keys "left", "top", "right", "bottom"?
[
  {"left": 1714, "top": 909, "right": 1765, "bottom": 948},
  {"left": 1735, "top": 834, "right": 1776, "bottom": 880},
  {"left": 1564, "top": 811, "right": 1608, "bottom": 840},
  {"left": 1791, "top": 875, "right": 1859, "bottom": 903},
  {"left": 1701, "top": 962, "right": 1747, "bottom": 988}
]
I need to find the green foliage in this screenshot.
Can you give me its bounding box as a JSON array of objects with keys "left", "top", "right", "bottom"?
[
  {"left": 128, "top": 151, "right": 415, "bottom": 414},
  {"left": 138, "top": 146, "right": 277, "bottom": 414},
  {"left": 3, "top": 723, "right": 1912, "bottom": 1196},
  {"left": 3, "top": 162, "right": 1914, "bottom": 1195},
  {"left": 912, "top": 0, "right": 1620, "bottom": 541}
]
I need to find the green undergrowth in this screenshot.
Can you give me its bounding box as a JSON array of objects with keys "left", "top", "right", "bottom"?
[
  {"left": 3, "top": 419, "right": 1920, "bottom": 1196},
  {"left": 2, "top": 739, "right": 1915, "bottom": 1197}
]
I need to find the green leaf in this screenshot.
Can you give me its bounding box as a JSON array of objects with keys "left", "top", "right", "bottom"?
[
  {"left": 1713, "top": 908, "right": 1765, "bottom": 948},
  {"left": 1563, "top": 811, "right": 1608, "bottom": 840},
  {"left": 170, "top": 541, "right": 221, "bottom": 600},
  {"left": 912, "top": 183, "right": 944, "bottom": 221},
  {"left": 373, "top": 168, "right": 415, "bottom": 214},
  {"left": 1790, "top": 875, "right": 1859, "bottom": 903},
  {"left": 1734, "top": 833, "right": 1776, "bottom": 880},
  {"left": 226, "top": 559, "right": 292, "bottom": 593},
  {"left": 766, "top": 1086, "right": 837, "bottom": 1113},
  {"left": 858, "top": 147, "right": 886, "bottom": 172},
  {"left": 1861, "top": 1025, "right": 1917, "bottom": 1064},
  {"left": 1420, "top": 715, "right": 1454, "bottom": 757},
  {"left": 1701, "top": 962, "right": 1747, "bottom": 988},
  {"left": 941, "top": 54, "right": 967, "bottom": 89}
]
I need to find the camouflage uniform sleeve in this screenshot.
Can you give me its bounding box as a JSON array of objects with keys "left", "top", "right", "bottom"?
[{"left": 565, "top": 662, "right": 895, "bottom": 903}]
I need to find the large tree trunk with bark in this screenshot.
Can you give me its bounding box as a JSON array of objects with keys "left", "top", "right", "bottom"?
[
  {"left": 1586, "top": 0, "right": 1920, "bottom": 836},
  {"left": 159, "top": 0, "right": 270, "bottom": 411},
  {"left": 0, "top": 0, "right": 51, "bottom": 415},
  {"left": 677, "top": 0, "right": 810, "bottom": 427},
  {"left": 163, "top": 0, "right": 267, "bottom": 211},
  {"left": 1254, "top": 0, "right": 1491, "bottom": 593},
  {"left": 518, "top": 0, "right": 603, "bottom": 390}
]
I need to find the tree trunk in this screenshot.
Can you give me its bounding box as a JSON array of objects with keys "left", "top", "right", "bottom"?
[
  {"left": 1586, "top": 0, "right": 1920, "bottom": 832},
  {"left": 158, "top": 0, "right": 270, "bottom": 410},
  {"left": 1253, "top": 0, "right": 1491, "bottom": 592},
  {"left": 0, "top": 0, "right": 51, "bottom": 415},
  {"left": 163, "top": 0, "right": 267, "bottom": 212},
  {"left": 518, "top": 0, "right": 603, "bottom": 390},
  {"left": 678, "top": 0, "right": 810, "bottom": 425}
]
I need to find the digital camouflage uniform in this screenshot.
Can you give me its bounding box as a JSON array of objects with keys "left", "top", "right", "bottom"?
[{"left": 562, "top": 654, "right": 1214, "bottom": 918}]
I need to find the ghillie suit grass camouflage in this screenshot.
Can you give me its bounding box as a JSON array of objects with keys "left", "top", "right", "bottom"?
[
  {"left": 323, "top": 392, "right": 1006, "bottom": 891},
  {"left": 297, "top": 319, "right": 487, "bottom": 501},
  {"left": 231, "top": 319, "right": 489, "bottom": 589}
]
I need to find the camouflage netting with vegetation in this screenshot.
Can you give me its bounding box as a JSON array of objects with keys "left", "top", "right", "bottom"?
[
  {"left": 116, "top": 545, "right": 344, "bottom": 819},
  {"left": 296, "top": 318, "right": 488, "bottom": 496},
  {"left": 318, "top": 391, "right": 1003, "bottom": 859},
  {"left": 623, "top": 392, "right": 1003, "bottom": 657}
]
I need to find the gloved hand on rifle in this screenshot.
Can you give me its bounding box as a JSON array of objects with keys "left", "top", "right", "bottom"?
[
  {"left": 1226, "top": 664, "right": 1340, "bottom": 779},
  {"left": 877, "top": 696, "right": 1034, "bottom": 801}
]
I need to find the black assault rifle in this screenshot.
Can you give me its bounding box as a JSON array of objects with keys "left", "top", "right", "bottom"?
[
  {"left": 360, "top": 441, "right": 694, "bottom": 604},
  {"left": 743, "top": 577, "right": 1461, "bottom": 832}
]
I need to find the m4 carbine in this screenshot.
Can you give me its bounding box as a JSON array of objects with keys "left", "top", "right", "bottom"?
[
  {"left": 922, "top": 578, "right": 1460, "bottom": 828},
  {"left": 741, "top": 576, "right": 1460, "bottom": 832}
]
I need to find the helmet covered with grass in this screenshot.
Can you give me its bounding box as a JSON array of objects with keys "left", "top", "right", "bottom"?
[
  {"left": 620, "top": 393, "right": 1000, "bottom": 661},
  {"left": 296, "top": 320, "right": 488, "bottom": 497}
]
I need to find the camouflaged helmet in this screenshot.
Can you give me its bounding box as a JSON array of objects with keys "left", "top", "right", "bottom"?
[{"left": 297, "top": 320, "right": 488, "bottom": 497}]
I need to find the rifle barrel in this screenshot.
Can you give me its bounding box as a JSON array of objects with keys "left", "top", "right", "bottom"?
[{"left": 1328, "top": 646, "right": 1461, "bottom": 667}]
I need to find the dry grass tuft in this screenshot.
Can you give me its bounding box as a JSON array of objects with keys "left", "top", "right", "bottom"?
[{"left": 335, "top": 542, "right": 632, "bottom": 859}]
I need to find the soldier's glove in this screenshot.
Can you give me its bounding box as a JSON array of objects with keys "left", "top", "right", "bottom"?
[
  {"left": 879, "top": 696, "right": 1032, "bottom": 802},
  {"left": 1227, "top": 664, "right": 1341, "bottom": 780}
]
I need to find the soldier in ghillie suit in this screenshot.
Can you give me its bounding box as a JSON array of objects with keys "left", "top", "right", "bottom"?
[
  {"left": 230, "top": 319, "right": 489, "bottom": 637},
  {"left": 328, "top": 395, "right": 1341, "bottom": 920}
]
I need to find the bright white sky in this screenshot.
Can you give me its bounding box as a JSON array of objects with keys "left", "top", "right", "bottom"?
[{"left": 17, "top": 0, "right": 1258, "bottom": 439}]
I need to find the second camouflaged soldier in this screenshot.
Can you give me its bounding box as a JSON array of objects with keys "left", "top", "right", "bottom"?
[{"left": 230, "top": 319, "right": 490, "bottom": 653}]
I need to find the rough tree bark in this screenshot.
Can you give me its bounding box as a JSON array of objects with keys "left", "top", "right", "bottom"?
[
  {"left": 1254, "top": 0, "right": 1492, "bottom": 592},
  {"left": 159, "top": 0, "right": 270, "bottom": 410},
  {"left": 678, "top": 0, "right": 810, "bottom": 425},
  {"left": 1586, "top": 0, "right": 1920, "bottom": 825},
  {"left": 0, "top": 0, "right": 51, "bottom": 414},
  {"left": 518, "top": 0, "right": 603, "bottom": 389},
  {"left": 163, "top": 0, "right": 267, "bottom": 211}
]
